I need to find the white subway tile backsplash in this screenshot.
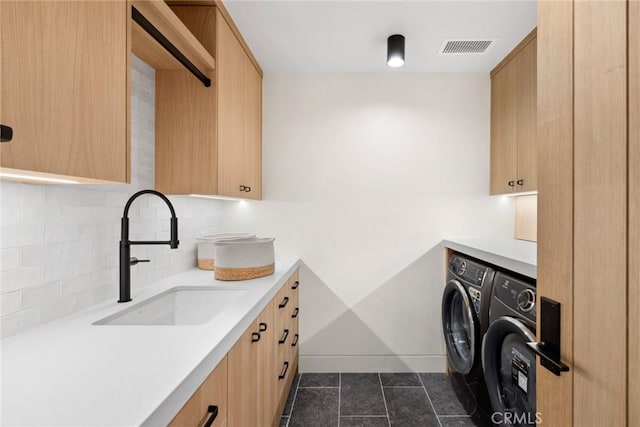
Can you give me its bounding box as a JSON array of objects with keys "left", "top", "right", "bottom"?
[
  {"left": 21, "top": 282, "right": 61, "bottom": 309},
  {"left": 1, "top": 306, "right": 41, "bottom": 338},
  {"left": 1, "top": 291, "right": 21, "bottom": 315},
  {"left": 0, "top": 266, "right": 43, "bottom": 293},
  {"left": 1, "top": 248, "right": 19, "bottom": 271},
  {"left": 1, "top": 224, "right": 43, "bottom": 247},
  {"left": 44, "top": 224, "right": 79, "bottom": 244},
  {"left": 0, "top": 55, "right": 224, "bottom": 337}
]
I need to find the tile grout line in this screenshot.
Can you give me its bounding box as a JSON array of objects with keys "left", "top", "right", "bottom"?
[
  {"left": 418, "top": 373, "right": 444, "bottom": 427},
  {"left": 338, "top": 373, "right": 341, "bottom": 427},
  {"left": 286, "top": 374, "right": 301, "bottom": 427},
  {"left": 378, "top": 373, "right": 392, "bottom": 427}
]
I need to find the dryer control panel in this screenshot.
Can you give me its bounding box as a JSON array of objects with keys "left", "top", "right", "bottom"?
[{"left": 492, "top": 272, "right": 537, "bottom": 325}]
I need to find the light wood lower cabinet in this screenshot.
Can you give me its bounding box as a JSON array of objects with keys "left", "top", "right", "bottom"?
[
  {"left": 169, "top": 356, "right": 228, "bottom": 427},
  {"left": 171, "top": 269, "right": 299, "bottom": 427}
]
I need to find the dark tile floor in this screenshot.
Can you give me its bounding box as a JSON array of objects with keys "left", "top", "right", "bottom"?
[{"left": 280, "top": 372, "right": 488, "bottom": 427}]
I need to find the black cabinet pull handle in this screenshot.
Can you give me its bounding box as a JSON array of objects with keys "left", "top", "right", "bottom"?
[
  {"left": 291, "top": 307, "right": 299, "bottom": 319},
  {"left": 278, "top": 361, "right": 289, "bottom": 380},
  {"left": 0, "top": 125, "right": 13, "bottom": 142},
  {"left": 279, "top": 329, "right": 289, "bottom": 344},
  {"left": 526, "top": 297, "right": 570, "bottom": 376},
  {"left": 279, "top": 296, "right": 289, "bottom": 308},
  {"left": 245, "top": 186, "right": 251, "bottom": 192},
  {"left": 292, "top": 280, "right": 299, "bottom": 290},
  {"left": 517, "top": 179, "right": 524, "bottom": 186},
  {"left": 203, "top": 405, "right": 219, "bottom": 427},
  {"left": 251, "top": 332, "right": 261, "bottom": 343},
  {"left": 259, "top": 322, "right": 267, "bottom": 332},
  {"left": 239, "top": 185, "right": 246, "bottom": 191},
  {"left": 291, "top": 333, "right": 299, "bottom": 347},
  {"left": 508, "top": 180, "right": 515, "bottom": 187}
]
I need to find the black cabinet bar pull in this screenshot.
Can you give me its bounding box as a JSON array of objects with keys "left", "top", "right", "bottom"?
[
  {"left": 291, "top": 307, "right": 299, "bottom": 319},
  {"left": 292, "top": 280, "right": 299, "bottom": 290},
  {"left": 279, "top": 296, "right": 289, "bottom": 308},
  {"left": 0, "top": 125, "right": 13, "bottom": 142},
  {"left": 278, "top": 361, "right": 289, "bottom": 380},
  {"left": 259, "top": 322, "right": 268, "bottom": 332},
  {"left": 517, "top": 179, "right": 524, "bottom": 186},
  {"left": 508, "top": 180, "right": 515, "bottom": 187},
  {"left": 291, "top": 333, "right": 299, "bottom": 347},
  {"left": 279, "top": 329, "right": 289, "bottom": 344},
  {"left": 131, "top": 7, "right": 211, "bottom": 88},
  {"left": 251, "top": 332, "right": 261, "bottom": 343},
  {"left": 203, "top": 405, "right": 219, "bottom": 427}
]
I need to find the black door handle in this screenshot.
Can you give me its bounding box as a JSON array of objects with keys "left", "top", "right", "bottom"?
[
  {"left": 278, "top": 361, "right": 289, "bottom": 380},
  {"left": 291, "top": 307, "right": 299, "bottom": 319},
  {"left": 517, "top": 179, "right": 524, "bottom": 186},
  {"left": 279, "top": 296, "right": 289, "bottom": 308},
  {"left": 526, "top": 297, "right": 570, "bottom": 376},
  {"left": 259, "top": 322, "right": 267, "bottom": 332},
  {"left": 0, "top": 125, "right": 13, "bottom": 142},
  {"left": 251, "top": 332, "right": 261, "bottom": 343},
  {"left": 203, "top": 405, "right": 219, "bottom": 427},
  {"left": 244, "top": 186, "right": 251, "bottom": 192},
  {"left": 239, "top": 185, "right": 246, "bottom": 192},
  {"left": 508, "top": 180, "right": 515, "bottom": 187},
  {"left": 292, "top": 280, "right": 299, "bottom": 290},
  {"left": 279, "top": 329, "right": 289, "bottom": 344},
  {"left": 291, "top": 333, "right": 299, "bottom": 347}
]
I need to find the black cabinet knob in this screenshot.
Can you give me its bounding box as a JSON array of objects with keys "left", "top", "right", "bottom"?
[
  {"left": 508, "top": 180, "right": 515, "bottom": 187},
  {"left": 517, "top": 179, "right": 524, "bottom": 186},
  {"left": 0, "top": 125, "right": 13, "bottom": 143}
]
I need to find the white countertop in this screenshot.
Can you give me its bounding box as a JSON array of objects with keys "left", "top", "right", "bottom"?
[
  {"left": 1, "top": 257, "right": 301, "bottom": 427},
  {"left": 442, "top": 238, "right": 537, "bottom": 278}
]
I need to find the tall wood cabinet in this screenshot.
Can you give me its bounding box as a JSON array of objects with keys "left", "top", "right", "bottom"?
[
  {"left": 537, "top": 0, "right": 636, "bottom": 425},
  {"left": 490, "top": 30, "right": 537, "bottom": 195},
  {"left": 0, "top": 0, "right": 130, "bottom": 183},
  {"left": 156, "top": 4, "right": 262, "bottom": 199}
]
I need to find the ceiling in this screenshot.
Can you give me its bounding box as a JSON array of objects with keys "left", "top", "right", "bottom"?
[{"left": 224, "top": 0, "right": 537, "bottom": 73}]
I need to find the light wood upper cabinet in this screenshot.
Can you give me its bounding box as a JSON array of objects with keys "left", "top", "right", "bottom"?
[
  {"left": 490, "top": 30, "right": 537, "bottom": 195},
  {"left": 0, "top": 0, "right": 130, "bottom": 183},
  {"left": 490, "top": 59, "right": 518, "bottom": 194},
  {"left": 155, "top": 5, "right": 262, "bottom": 199}
]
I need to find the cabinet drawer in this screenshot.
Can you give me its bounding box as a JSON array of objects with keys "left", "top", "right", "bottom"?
[{"left": 169, "top": 356, "right": 228, "bottom": 427}]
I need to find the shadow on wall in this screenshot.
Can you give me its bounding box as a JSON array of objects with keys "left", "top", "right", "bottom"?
[{"left": 298, "top": 244, "right": 446, "bottom": 373}]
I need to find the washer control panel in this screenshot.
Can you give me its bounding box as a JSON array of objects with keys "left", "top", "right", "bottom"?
[
  {"left": 449, "top": 255, "right": 487, "bottom": 286},
  {"left": 492, "top": 272, "right": 537, "bottom": 323}
]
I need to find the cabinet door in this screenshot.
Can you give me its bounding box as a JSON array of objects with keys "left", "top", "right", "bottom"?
[
  {"left": 256, "top": 301, "right": 278, "bottom": 427},
  {"left": 242, "top": 55, "right": 263, "bottom": 200},
  {"left": 515, "top": 38, "right": 537, "bottom": 192},
  {"left": 0, "top": 0, "right": 129, "bottom": 182},
  {"left": 490, "top": 60, "right": 518, "bottom": 194},
  {"left": 228, "top": 320, "right": 259, "bottom": 427},
  {"left": 216, "top": 10, "right": 245, "bottom": 198},
  {"left": 169, "top": 356, "right": 228, "bottom": 427}
]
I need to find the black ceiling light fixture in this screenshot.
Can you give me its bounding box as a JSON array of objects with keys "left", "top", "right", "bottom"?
[{"left": 387, "top": 34, "right": 405, "bottom": 68}]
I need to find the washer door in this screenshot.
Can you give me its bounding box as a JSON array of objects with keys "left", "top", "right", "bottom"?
[
  {"left": 482, "top": 317, "right": 537, "bottom": 426},
  {"left": 442, "top": 280, "right": 477, "bottom": 375}
]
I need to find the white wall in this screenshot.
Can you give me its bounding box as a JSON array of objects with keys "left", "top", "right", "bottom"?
[
  {"left": 221, "top": 73, "right": 515, "bottom": 372},
  {"left": 0, "top": 57, "right": 224, "bottom": 338}
]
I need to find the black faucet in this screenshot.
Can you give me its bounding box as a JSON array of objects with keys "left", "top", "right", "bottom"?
[{"left": 119, "top": 189, "right": 179, "bottom": 303}]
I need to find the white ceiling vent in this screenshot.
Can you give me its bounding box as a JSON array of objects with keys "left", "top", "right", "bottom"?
[{"left": 438, "top": 39, "right": 495, "bottom": 55}]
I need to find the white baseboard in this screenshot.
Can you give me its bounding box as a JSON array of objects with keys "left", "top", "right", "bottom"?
[{"left": 298, "top": 355, "right": 446, "bottom": 373}]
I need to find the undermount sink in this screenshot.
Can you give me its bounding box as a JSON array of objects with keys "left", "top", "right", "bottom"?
[{"left": 94, "top": 286, "right": 246, "bottom": 326}]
